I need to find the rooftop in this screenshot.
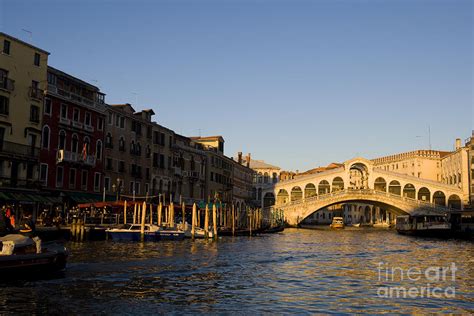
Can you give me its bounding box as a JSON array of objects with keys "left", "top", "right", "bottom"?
[{"left": 0, "top": 32, "right": 50, "bottom": 55}]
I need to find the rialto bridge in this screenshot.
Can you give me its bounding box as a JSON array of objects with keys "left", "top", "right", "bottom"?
[{"left": 262, "top": 158, "right": 466, "bottom": 226}]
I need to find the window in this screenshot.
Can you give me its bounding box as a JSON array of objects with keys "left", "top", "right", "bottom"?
[
  {"left": 34, "top": 53, "right": 40, "bottom": 66},
  {"left": 120, "top": 117, "right": 125, "bottom": 129},
  {"left": 146, "top": 167, "right": 150, "bottom": 180},
  {"left": 56, "top": 166, "right": 64, "bottom": 187},
  {"left": 135, "top": 182, "right": 140, "bottom": 195},
  {"left": 145, "top": 183, "right": 149, "bottom": 194},
  {"left": 85, "top": 112, "right": 91, "bottom": 126},
  {"left": 3, "top": 40, "right": 10, "bottom": 55},
  {"left": 153, "top": 153, "right": 158, "bottom": 167},
  {"left": 0, "top": 96, "right": 8, "bottom": 115},
  {"left": 47, "top": 72, "right": 56, "bottom": 85},
  {"left": 60, "top": 104, "right": 67, "bottom": 119},
  {"left": 108, "top": 112, "right": 113, "bottom": 125},
  {"left": 94, "top": 172, "right": 101, "bottom": 192},
  {"left": 130, "top": 181, "right": 134, "bottom": 194},
  {"left": 69, "top": 168, "right": 76, "bottom": 188},
  {"left": 104, "top": 177, "right": 110, "bottom": 191},
  {"left": 119, "top": 161, "right": 125, "bottom": 172},
  {"left": 40, "top": 163, "right": 48, "bottom": 184},
  {"left": 71, "top": 134, "right": 79, "bottom": 153},
  {"left": 106, "top": 157, "right": 113, "bottom": 171},
  {"left": 115, "top": 115, "right": 120, "bottom": 127},
  {"left": 105, "top": 133, "right": 113, "bottom": 148},
  {"left": 58, "top": 130, "right": 66, "bottom": 150},
  {"left": 42, "top": 125, "right": 50, "bottom": 149},
  {"left": 30, "top": 105, "right": 40, "bottom": 123},
  {"left": 96, "top": 140, "right": 102, "bottom": 160},
  {"left": 82, "top": 170, "right": 88, "bottom": 189},
  {"left": 44, "top": 98, "right": 51, "bottom": 115},
  {"left": 73, "top": 108, "right": 79, "bottom": 122},
  {"left": 159, "top": 154, "right": 165, "bottom": 169},
  {"left": 147, "top": 126, "right": 152, "bottom": 139},
  {"left": 119, "top": 137, "right": 125, "bottom": 152},
  {"left": 97, "top": 117, "right": 104, "bottom": 131}
]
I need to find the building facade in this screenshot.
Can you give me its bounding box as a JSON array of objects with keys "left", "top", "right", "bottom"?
[
  {"left": 0, "top": 33, "right": 49, "bottom": 191},
  {"left": 40, "top": 67, "right": 106, "bottom": 198},
  {"left": 103, "top": 104, "right": 155, "bottom": 198}
]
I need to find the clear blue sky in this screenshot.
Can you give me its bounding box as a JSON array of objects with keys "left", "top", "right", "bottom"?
[{"left": 1, "top": 0, "right": 472, "bottom": 171}]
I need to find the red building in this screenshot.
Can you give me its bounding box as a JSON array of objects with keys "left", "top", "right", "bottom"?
[{"left": 39, "top": 66, "right": 107, "bottom": 202}]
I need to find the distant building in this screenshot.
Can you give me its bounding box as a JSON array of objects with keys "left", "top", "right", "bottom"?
[
  {"left": 103, "top": 104, "right": 155, "bottom": 198},
  {"left": 0, "top": 32, "right": 49, "bottom": 192}
]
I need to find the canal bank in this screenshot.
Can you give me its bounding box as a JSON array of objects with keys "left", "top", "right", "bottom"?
[{"left": 1, "top": 228, "right": 472, "bottom": 314}]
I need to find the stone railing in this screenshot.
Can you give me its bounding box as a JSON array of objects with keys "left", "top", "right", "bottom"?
[{"left": 275, "top": 188, "right": 456, "bottom": 213}]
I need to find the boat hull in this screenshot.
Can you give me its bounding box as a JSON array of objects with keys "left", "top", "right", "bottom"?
[
  {"left": 0, "top": 249, "right": 68, "bottom": 276},
  {"left": 396, "top": 228, "right": 452, "bottom": 238}
]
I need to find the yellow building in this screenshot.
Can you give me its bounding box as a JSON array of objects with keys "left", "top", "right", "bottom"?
[{"left": 0, "top": 33, "right": 49, "bottom": 189}]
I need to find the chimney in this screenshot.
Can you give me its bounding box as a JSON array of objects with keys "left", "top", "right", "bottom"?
[
  {"left": 455, "top": 138, "right": 461, "bottom": 150},
  {"left": 238, "top": 152, "right": 242, "bottom": 164},
  {"left": 246, "top": 153, "right": 251, "bottom": 168}
]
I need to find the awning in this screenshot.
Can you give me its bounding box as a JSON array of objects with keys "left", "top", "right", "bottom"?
[
  {"left": 0, "top": 191, "right": 62, "bottom": 204},
  {"left": 64, "top": 192, "right": 115, "bottom": 204}
]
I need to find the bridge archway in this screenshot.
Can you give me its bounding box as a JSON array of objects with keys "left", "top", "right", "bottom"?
[
  {"left": 349, "top": 162, "right": 369, "bottom": 189},
  {"left": 374, "top": 177, "right": 387, "bottom": 192},
  {"left": 403, "top": 183, "right": 416, "bottom": 199},
  {"left": 417, "top": 187, "right": 430, "bottom": 202},
  {"left": 263, "top": 192, "right": 275, "bottom": 207},
  {"left": 291, "top": 186, "right": 303, "bottom": 202},
  {"left": 304, "top": 183, "right": 317, "bottom": 198},
  {"left": 318, "top": 180, "right": 330, "bottom": 195},
  {"left": 332, "top": 177, "right": 344, "bottom": 192},
  {"left": 277, "top": 189, "right": 289, "bottom": 205},
  {"left": 448, "top": 194, "right": 461, "bottom": 209},
  {"left": 388, "top": 180, "right": 401, "bottom": 195},
  {"left": 433, "top": 191, "right": 446, "bottom": 206}
]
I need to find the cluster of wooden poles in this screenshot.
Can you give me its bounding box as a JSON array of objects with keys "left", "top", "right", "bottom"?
[{"left": 123, "top": 200, "right": 267, "bottom": 238}]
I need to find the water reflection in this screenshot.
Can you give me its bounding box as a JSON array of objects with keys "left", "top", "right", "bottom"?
[{"left": 0, "top": 229, "right": 473, "bottom": 314}]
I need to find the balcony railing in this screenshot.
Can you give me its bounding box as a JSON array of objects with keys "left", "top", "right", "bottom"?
[
  {"left": 84, "top": 125, "right": 94, "bottom": 132},
  {"left": 0, "top": 141, "right": 39, "bottom": 158},
  {"left": 0, "top": 77, "right": 14, "bottom": 92},
  {"left": 57, "top": 149, "right": 96, "bottom": 167},
  {"left": 30, "top": 87, "right": 44, "bottom": 100},
  {"left": 48, "top": 84, "right": 104, "bottom": 111},
  {"left": 72, "top": 121, "right": 83, "bottom": 129}
]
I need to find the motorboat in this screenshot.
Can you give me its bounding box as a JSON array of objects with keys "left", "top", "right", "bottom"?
[
  {"left": 396, "top": 214, "right": 451, "bottom": 237},
  {"left": 106, "top": 224, "right": 185, "bottom": 241},
  {"left": 330, "top": 217, "right": 344, "bottom": 229},
  {"left": 179, "top": 222, "right": 213, "bottom": 239},
  {"left": 0, "top": 234, "right": 68, "bottom": 275}
]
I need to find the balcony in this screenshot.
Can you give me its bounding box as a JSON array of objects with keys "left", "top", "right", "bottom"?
[
  {"left": 48, "top": 84, "right": 104, "bottom": 111},
  {"left": 29, "top": 87, "right": 44, "bottom": 101},
  {"left": 72, "top": 120, "right": 83, "bottom": 129},
  {"left": 84, "top": 125, "right": 94, "bottom": 132},
  {"left": 59, "top": 117, "right": 70, "bottom": 125},
  {"left": 0, "top": 77, "right": 14, "bottom": 92},
  {"left": 57, "top": 149, "right": 96, "bottom": 167},
  {"left": 0, "top": 141, "right": 39, "bottom": 159}
]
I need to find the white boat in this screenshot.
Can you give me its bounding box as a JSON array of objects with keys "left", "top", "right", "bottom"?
[
  {"left": 106, "top": 224, "right": 185, "bottom": 241},
  {"left": 179, "top": 222, "right": 214, "bottom": 239},
  {"left": 0, "top": 234, "right": 68, "bottom": 275}
]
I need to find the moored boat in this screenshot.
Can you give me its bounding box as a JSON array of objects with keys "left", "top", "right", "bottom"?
[
  {"left": 0, "top": 234, "right": 68, "bottom": 275},
  {"left": 396, "top": 214, "right": 451, "bottom": 237},
  {"left": 330, "top": 217, "right": 344, "bottom": 229},
  {"left": 106, "top": 224, "right": 185, "bottom": 241}
]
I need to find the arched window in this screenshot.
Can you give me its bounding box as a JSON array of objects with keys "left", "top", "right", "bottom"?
[
  {"left": 130, "top": 140, "right": 135, "bottom": 154},
  {"left": 58, "top": 130, "right": 66, "bottom": 150},
  {"left": 71, "top": 134, "right": 79, "bottom": 153},
  {"left": 42, "top": 125, "right": 50, "bottom": 149},
  {"left": 96, "top": 140, "right": 103, "bottom": 160}
]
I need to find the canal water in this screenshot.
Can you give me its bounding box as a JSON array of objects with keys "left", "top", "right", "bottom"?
[{"left": 1, "top": 228, "right": 473, "bottom": 314}]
